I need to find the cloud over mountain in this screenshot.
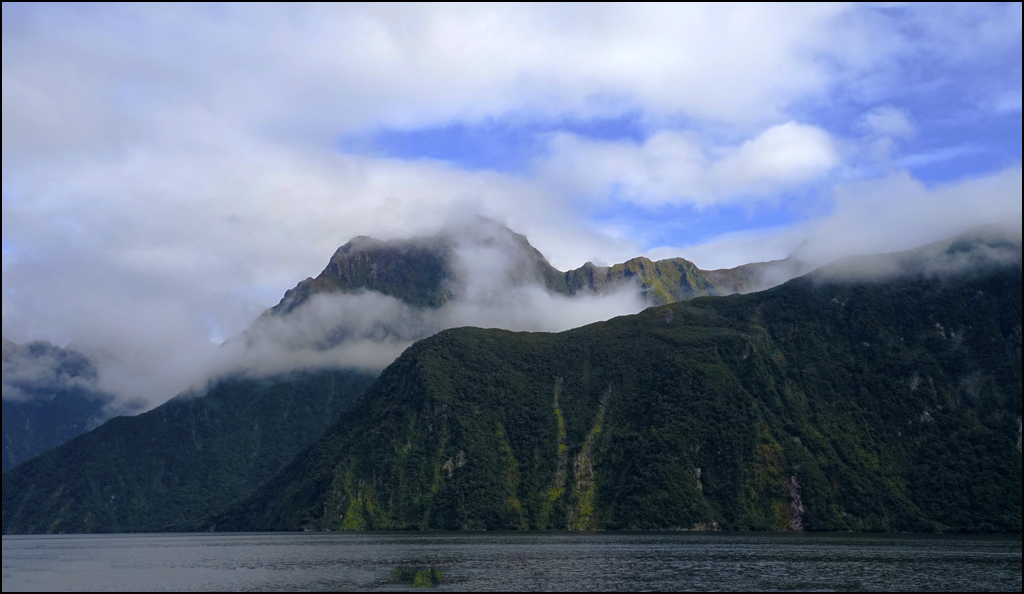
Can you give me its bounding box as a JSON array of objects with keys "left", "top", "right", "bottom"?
[{"left": 3, "top": 3, "right": 1020, "bottom": 408}]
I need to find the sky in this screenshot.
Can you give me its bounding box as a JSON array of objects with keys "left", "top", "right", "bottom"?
[{"left": 2, "top": 3, "right": 1022, "bottom": 406}]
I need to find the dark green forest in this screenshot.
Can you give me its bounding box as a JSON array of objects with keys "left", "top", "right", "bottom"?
[
  {"left": 4, "top": 233, "right": 1020, "bottom": 535},
  {"left": 2, "top": 369, "right": 375, "bottom": 533},
  {"left": 219, "top": 261, "right": 1022, "bottom": 534},
  {"left": 2, "top": 339, "right": 140, "bottom": 474}
]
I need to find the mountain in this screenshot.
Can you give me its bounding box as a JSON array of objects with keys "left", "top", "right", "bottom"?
[
  {"left": 2, "top": 369, "right": 375, "bottom": 533},
  {"left": 2, "top": 339, "right": 140, "bottom": 474},
  {"left": 6, "top": 224, "right": 1017, "bottom": 535},
  {"left": 560, "top": 257, "right": 718, "bottom": 304},
  {"left": 238, "top": 220, "right": 739, "bottom": 364},
  {"left": 217, "top": 233, "right": 1022, "bottom": 534},
  {"left": 703, "top": 256, "right": 811, "bottom": 296},
  {"left": 269, "top": 219, "right": 760, "bottom": 320}
]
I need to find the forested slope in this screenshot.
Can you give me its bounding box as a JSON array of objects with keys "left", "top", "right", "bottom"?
[
  {"left": 221, "top": 249, "right": 1021, "bottom": 533},
  {"left": 2, "top": 369, "right": 375, "bottom": 533}
]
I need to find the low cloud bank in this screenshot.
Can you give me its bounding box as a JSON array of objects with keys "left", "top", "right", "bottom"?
[
  {"left": 670, "top": 167, "right": 1023, "bottom": 282},
  {"left": 70, "top": 221, "right": 648, "bottom": 405},
  {"left": 814, "top": 225, "right": 1023, "bottom": 284},
  {"left": 215, "top": 222, "right": 646, "bottom": 389},
  {"left": 10, "top": 197, "right": 1019, "bottom": 410},
  {"left": 1, "top": 339, "right": 112, "bottom": 406}
]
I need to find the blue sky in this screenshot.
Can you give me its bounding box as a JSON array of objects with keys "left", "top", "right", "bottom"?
[
  {"left": 2, "top": 3, "right": 1021, "bottom": 403},
  {"left": 336, "top": 8, "right": 1022, "bottom": 252}
]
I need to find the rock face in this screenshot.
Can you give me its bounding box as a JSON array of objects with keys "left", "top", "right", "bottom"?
[
  {"left": 216, "top": 236, "right": 1022, "bottom": 534},
  {"left": 2, "top": 340, "right": 138, "bottom": 474},
  {"left": 562, "top": 257, "right": 718, "bottom": 305},
  {"left": 273, "top": 236, "right": 457, "bottom": 314},
  {"left": 267, "top": 219, "right": 776, "bottom": 319}
]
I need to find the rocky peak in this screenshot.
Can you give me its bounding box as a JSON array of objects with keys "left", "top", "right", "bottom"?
[
  {"left": 270, "top": 219, "right": 564, "bottom": 315},
  {"left": 266, "top": 218, "right": 807, "bottom": 320}
]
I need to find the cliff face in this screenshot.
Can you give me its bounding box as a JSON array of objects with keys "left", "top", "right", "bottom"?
[
  {"left": 217, "top": 240, "right": 1022, "bottom": 534},
  {"left": 265, "top": 221, "right": 762, "bottom": 322},
  {"left": 272, "top": 236, "right": 456, "bottom": 314}
]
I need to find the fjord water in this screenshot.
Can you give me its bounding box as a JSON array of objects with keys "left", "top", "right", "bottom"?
[{"left": 3, "top": 532, "right": 1020, "bottom": 592}]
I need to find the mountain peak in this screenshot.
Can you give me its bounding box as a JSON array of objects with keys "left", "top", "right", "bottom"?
[
  {"left": 269, "top": 219, "right": 736, "bottom": 319},
  {"left": 271, "top": 219, "right": 565, "bottom": 315}
]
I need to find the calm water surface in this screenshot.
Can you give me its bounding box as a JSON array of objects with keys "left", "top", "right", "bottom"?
[{"left": 3, "top": 532, "right": 1020, "bottom": 592}]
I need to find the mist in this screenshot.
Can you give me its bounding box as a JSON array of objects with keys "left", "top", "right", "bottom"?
[
  {"left": 0, "top": 339, "right": 142, "bottom": 420},
  {"left": 9, "top": 212, "right": 1020, "bottom": 412},
  {"left": 4, "top": 4, "right": 1020, "bottom": 414},
  {"left": 812, "top": 224, "right": 1023, "bottom": 284},
  {"left": 192, "top": 221, "right": 647, "bottom": 397},
  {"left": 437, "top": 220, "right": 646, "bottom": 332}
]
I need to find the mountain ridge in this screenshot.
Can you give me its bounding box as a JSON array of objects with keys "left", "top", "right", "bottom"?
[
  {"left": 5, "top": 226, "right": 1019, "bottom": 535},
  {"left": 215, "top": 233, "right": 1022, "bottom": 533},
  {"left": 268, "top": 220, "right": 786, "bottom": 320}
]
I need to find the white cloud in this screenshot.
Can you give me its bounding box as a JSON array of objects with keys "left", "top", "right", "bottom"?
[
  {"left": 855, "top": 105, "right": 917, "bottom": 163},
  {"left": 1, "top": 130, "right": 644, "bottom": 406},
  {"left": 2, "top": 3, "right": 1020, "bottom": 408},
  {"left": 539, "top": 122, "right": 839, "bottom": 206},
  {"left": 0, "top": 3, "right": 862, "bottom": 157},
  {"left": 714, "top": 123, "right": 840, "bottom": 194},
  {"left": 857, "top": 106, "right": 917, "bottom": 140},
  {"left": 666, "top": 166, "right": 1023, "bottom": 271},
  {"left": 166, "top": 226, "right": 647, "bottom": 402}
]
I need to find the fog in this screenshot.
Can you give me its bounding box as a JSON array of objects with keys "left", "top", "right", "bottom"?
[
  {"left": 4, "top": 4, "right": 1019, "bottom": 413},
  {"left": 813, "top": 224, "right": 1023, "bottom": 284},
  {"left": 675, "top": 168, "right": 1024, "bottom": 274},
  {"left": 36, "top": 220, "right": 643, "bottom": 406},
  {"left": 438, "top": 220, "right": 646, "bottom": 332},
  {"left": 7, "top": 214, "right": 1020, "bottom": 412},
  {"left": 197, "top": 222, "right": 647, "bottom": 393},
  {"left": 2, "top": 339, "right": 104, "bottom": 403}
]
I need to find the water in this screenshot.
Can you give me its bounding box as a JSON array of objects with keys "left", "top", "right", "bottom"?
[{"left": 3, "top": 532, "right": 1020, "bottom": 592}]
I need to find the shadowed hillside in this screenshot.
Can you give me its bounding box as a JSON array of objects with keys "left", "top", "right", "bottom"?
[
  {"left": 2, "top": 369, "right": 375, "bottom": 533},
  {"left": 218, "top": 236, "right": 1022, "bottom": 534},
  {"left": 2, "top": 340, "right": 141, "bottom": 474}
]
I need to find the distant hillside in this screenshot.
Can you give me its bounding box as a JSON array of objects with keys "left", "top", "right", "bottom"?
[
  {"left": 218, "top": 234, "right": 1022, "bottom": 534},
  {"left": 2, "top": 369, "right": 375, "bottom": 533},
  {"left": 2, "top": 339, "right": 140, "bottom": 474}
]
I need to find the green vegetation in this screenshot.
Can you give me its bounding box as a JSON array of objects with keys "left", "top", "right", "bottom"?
[
  {"left": 3, "top": 390, "right": 122, "bottom": 475},
  {"left": 558, "top": 256, "right": 719, "bottom": 304},
  {"left": 390, "top": 567, "right": 442, "bottom": 588},
  {"left": 609, "top": 257, "right": 718, "bottom": 304},
  {"left": 219, "top": 260, "right": 1022, "bottom": 534},
  {"left": 2, "top": 369, "right": 375, "bottom": 533},
  {"left": 272, "top": 236, "right": 455, "bottom": 312},
  {"left": 2, "top": 340, "right": 141, "bottom": 474},
  {"left": 5, "top": 229, "right": 1018, "bottom": 535}
]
